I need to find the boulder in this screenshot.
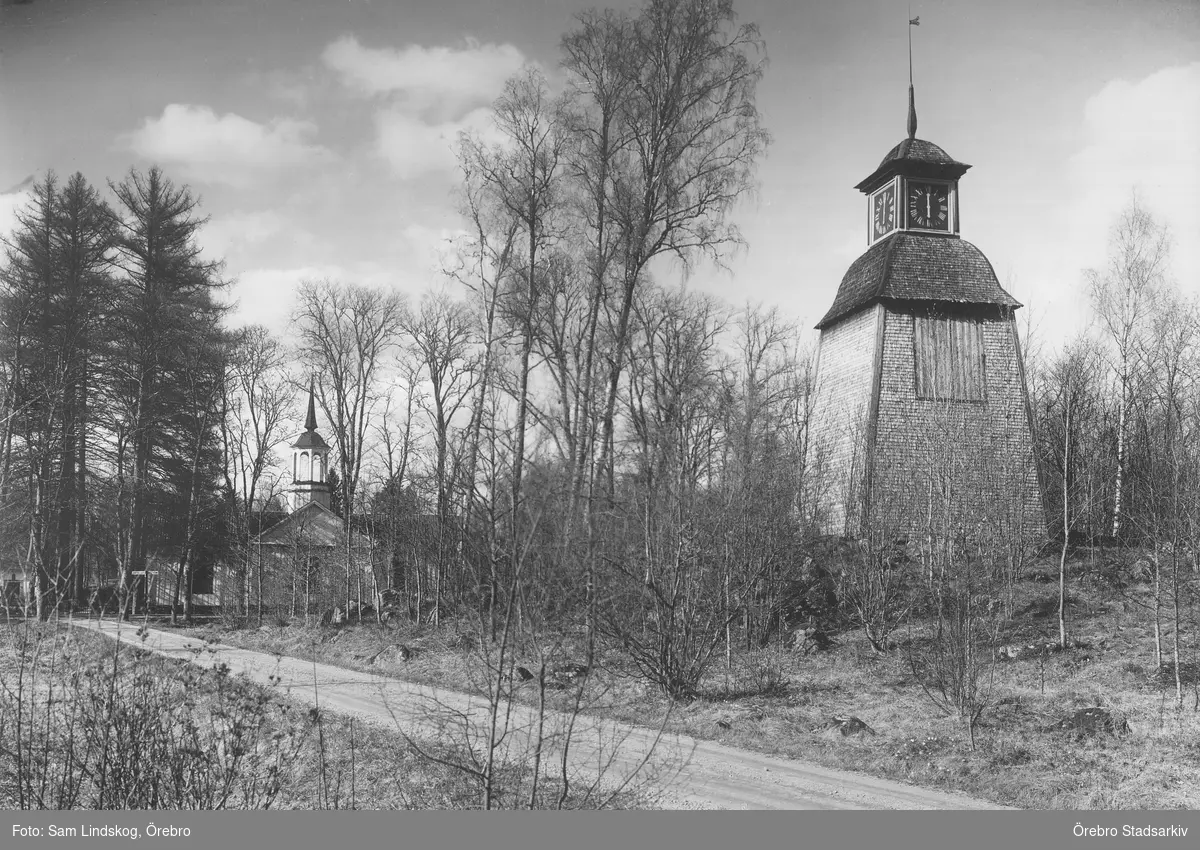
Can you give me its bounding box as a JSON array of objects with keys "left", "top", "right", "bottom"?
[
  {"left": 1151, "top": 660, "right": 1200, "bottom": 688},
  {"left": 320, "top": 606, "right": 345, "bottom": 626},
  {"left": 551, "top": 663, "right": 591, "bottom": 684},
  {"left": 1040, "top": 707, "right": 1129, "bottom": 737},
  {"left": 817, "top": 715, "right": 876, "bottom": 736},
  {"left": 995, "top": 641, "right": 1068, "bottom": 661},
  {"left": 793, "top": 627, "right": 836, "bottom": 655},
  {"left": 449, "top": 631, "right": 479, "bottom": 650}
]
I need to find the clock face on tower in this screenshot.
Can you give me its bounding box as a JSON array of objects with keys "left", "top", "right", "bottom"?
[
  {"left": 907, "top": 182, "right": 951, "bottom": 231},
  {"left": 871, "top": 184, "right": 897, "bottom": 240}
]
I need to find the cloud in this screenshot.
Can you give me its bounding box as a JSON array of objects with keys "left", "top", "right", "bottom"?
[
  {"left": 4, "top": 175, "right": 33, "bottom": 195},
  {"left": 0, "top": 180, "right": 33, "bottom": 240},
  {"left": 200, "top": 210, "right": 288, "bottom": 260},
  {"left": 375, "top": 106, "right": 497, "bottom": 180},
  {"left": 244, "top": 68, "right": 322, "bottom": 108},
  {"left": 322, "top": 35, "right": 524, "bottom": 119},
  {"left": 1015, "top": 63, "right": 1200, "bottom": 346},
  {"left": 1065, "top": 63, "right": 1200, "bottom": 290},
  {"left": 401, "top": 222, "right": 467, "bottom": 249},
  {"left": 401, "top": 222, "right": 469, "bottom": 271},
  {"left": 225, "top": 265, "right": 342, "bottom": 332},
  {"left": 228, "top": 263, "right": 423, "bottom": 331},
  {"left": 123, "top": 104, "right": 334, "bottom": 184},
  {"left": 320, "top": 35, "right": 528, "bottom": 181}
]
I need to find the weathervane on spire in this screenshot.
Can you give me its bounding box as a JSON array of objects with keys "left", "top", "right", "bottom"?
[{"left": 907, "top": 12, "right": 920, "bottom": 139}]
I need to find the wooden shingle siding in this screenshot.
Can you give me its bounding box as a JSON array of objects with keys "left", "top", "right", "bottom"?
[
  {"left": 914, "top": 315, "right": 985, "bottom": 401},
  {"left": 865, "top": 310, "right": 1046, "bottom": 540},
  {"left": 811, "top": 304, "right": 1046, "bottom": 540},
  {"left": 810, "top": 306, "right": 880, "bottom": 534}
]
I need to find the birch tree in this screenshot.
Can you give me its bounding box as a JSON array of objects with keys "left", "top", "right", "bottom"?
[{"left": 1087, "top": 197, "right": 1171, "bottom": 539}]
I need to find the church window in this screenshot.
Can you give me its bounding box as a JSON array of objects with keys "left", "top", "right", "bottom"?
[
  {"left": 314, "top": 453, "right": 323, "bottom": 482},
  {"left": 914, "top": 315, "right": 985, "bottom": 401},
  {"left": 300, "top": 452, "right": 310, "bottom": 480}
]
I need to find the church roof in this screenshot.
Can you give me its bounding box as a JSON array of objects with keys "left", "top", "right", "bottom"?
[
  {"left": 815, "top": 232, "right": 1021, "bottom": 330},
  {"left": 292, "top": 429, "right": 329, "bottom": 449},
  {"left": 876, "top": 137, "right": 958, "bottom": 170},
  {"left": 256, "top": 501, "right": 370, "bottom": 548},
  {"left": 854, "top": 137, "right": 971, "bottom": 193}
]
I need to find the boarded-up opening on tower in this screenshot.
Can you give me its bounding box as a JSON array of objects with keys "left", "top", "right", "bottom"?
[{"left": 914, "top": 314, "right": 986, "bottom": 402}]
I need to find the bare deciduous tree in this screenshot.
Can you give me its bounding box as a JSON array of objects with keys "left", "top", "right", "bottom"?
[
  {"left": 402, "top": 290, "right": 478, "bottom": 623},
  {"left": 221, "top": 324, "right": 290, "bottom": 621},
  {"left": 294, "top": 279, "right": 406, "bottom": 610}
]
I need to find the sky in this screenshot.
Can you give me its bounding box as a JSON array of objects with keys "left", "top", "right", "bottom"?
[{"left": 0, "top": 0, "right": 1198, "bottom": 352}]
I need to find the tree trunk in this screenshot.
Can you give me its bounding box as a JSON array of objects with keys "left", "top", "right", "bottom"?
[
  {"left": 1112, "top": 372, "right": 1126, "bottom": 538},
  {"left": 74, "top": 358, "right": 88, "bottom": 604},
  {"left": 1153, "top": 544, "right": 1162, "bottom": 669},
  {"left": 1059, "top": 389, "right": 1071, "bottom": 649}
]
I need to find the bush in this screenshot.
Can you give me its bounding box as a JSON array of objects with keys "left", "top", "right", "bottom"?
[{"left": 0, "top": 624, "right": 312, "bottom": 809}]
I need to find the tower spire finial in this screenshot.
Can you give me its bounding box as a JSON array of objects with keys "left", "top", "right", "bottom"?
[
  {"left": 305, "top": 377, "right": 318, "bottom": 432},
  {"left": 907, "top": 13, "right": 920, "bottom": 139}
]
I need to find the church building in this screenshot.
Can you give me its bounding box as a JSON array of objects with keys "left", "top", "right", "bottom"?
[
  {"left": 251, "top": 381, "right": 374, "bottom": 617},
  {"left": 810, "top": 66, "right": 1046, "bottom": 545},
  {"left": 140, "top": 381, "right": 373, "bottom": 616}
]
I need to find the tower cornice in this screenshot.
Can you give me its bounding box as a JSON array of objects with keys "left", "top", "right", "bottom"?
[{"left": 855, "top": 138, "right": 971, "bottom": 195}]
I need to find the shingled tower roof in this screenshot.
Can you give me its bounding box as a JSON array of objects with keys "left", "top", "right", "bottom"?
[
  {"left": 855, "top": 137, "right": 971, "bottom": 194},
  {"left": 816, "top": 232, "right": 1020, "bottom": 329}
]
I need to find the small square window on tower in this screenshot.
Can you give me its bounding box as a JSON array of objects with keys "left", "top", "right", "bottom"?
[{"left": 914, "top": 314, "right": 985, "bottom": 401}]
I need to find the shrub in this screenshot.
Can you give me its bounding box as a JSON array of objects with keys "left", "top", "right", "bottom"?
[{"left": 0, "top": 624, "right": 312, "bottom": 809}]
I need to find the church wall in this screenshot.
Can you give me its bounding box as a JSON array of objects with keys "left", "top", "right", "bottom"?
[
  {"left": 145, "top": 556, "right": 221, "bottom": 609},
  {"left": 811, "top": 305, "right": 881, "bottom": 535},
  {"left": 240, "top": 543, "right": 378, "bottom": 618},
  {"left": 869, "top": 309, "right": 1046, "bottom": 542}
]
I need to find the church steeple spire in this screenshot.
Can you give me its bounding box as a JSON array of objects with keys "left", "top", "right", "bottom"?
[
  {"left": 290, "top": 379, "right": 331, "bottom": 511},
  {"left": 907, "top": 15, "right": 920, "bottom": 139},
  {"left": 305, "top": 377, "right": 319, "bottom": 432}
]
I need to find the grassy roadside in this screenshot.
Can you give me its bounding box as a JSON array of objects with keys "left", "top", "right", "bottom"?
[
  {"left": 0, "top": 620, "right": 638, "bottom": 809},
  {"left": 186, "top": 556, "right": 1200, "bottom": 810}
]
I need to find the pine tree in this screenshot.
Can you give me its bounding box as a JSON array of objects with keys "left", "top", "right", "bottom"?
[
  {"left": 108, "top": 166, "right": 226, "bottom": 616},
  {"left": 0, "top": 172, "right": 115, "bottom": 617}
]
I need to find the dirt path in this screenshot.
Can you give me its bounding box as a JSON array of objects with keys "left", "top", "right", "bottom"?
[{"left": 73, "top": 619, "right": 1008, "bottom": 810}]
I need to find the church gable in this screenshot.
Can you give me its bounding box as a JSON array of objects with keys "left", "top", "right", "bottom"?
[{"left": 257, "top": 501, "right": 346, "bottom": 547}]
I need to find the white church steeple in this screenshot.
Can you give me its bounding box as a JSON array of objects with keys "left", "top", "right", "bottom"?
[{"left": 290, "top": 379, "right": 331, "bottom": 511}]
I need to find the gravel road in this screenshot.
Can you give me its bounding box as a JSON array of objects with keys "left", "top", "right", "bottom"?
[{"left": 73, "top": 618, "right": 1009, "bottom": 811}]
